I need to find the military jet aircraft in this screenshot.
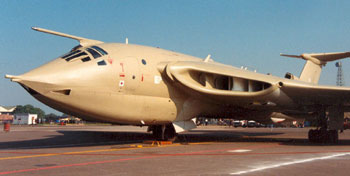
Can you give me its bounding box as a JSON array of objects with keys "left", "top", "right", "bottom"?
[{"left": 5, "top": 27, "right": 350, "bottom": 143}]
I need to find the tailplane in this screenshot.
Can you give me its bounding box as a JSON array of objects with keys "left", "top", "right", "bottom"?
[{"left": 281, "top": 52, "right": 350, "bottom": 84}]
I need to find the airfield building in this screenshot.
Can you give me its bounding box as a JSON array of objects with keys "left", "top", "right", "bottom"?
[
  {"left": 13, "top": 114, "right": 38, "bottom": 125},
  {"left": 0, "top": 106, "right": 16, "bottom": 123}
]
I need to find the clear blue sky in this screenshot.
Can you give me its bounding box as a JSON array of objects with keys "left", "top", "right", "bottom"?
[{"left": 1, "top": 0, "right": 350, "bottom": 114}]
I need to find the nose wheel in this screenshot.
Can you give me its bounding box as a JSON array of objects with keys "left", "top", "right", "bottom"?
[{"left": 149, "top": 124, "right": 177, "bottom": 141}]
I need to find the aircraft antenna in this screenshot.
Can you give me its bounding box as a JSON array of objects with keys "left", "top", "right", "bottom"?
[
  {"left": 204, "top": 55, "right": 212, "bottom": 62},
  {"left": 336, "top": 61, "right": 345, "bottom": 86}
]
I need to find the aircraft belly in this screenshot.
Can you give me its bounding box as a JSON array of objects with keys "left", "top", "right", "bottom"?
[{"left": 52, "top": 90, "right": 178, "bottom": 125}]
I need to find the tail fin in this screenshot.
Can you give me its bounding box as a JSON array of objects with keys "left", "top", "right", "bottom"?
[{"left": 281, "top": 52, "right": 350, "bottom": 84}]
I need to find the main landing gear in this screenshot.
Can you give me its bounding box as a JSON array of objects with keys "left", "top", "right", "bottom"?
[
  {"left": 308, "top": 107, "right": 342, "bottom": 144},
  {"left": 308, "top": 129, "right": 338, "bottom": 143},
  {"left": 148, "top": 124, "right": 177, "bottom": 141}
]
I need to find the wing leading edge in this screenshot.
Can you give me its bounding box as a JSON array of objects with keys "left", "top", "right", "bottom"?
[
  {"left": 280, "top": 80, "right": 350, "bottom": 106},
  {"left": 32, "top": 27, "right": 103, "bottom": 47}
]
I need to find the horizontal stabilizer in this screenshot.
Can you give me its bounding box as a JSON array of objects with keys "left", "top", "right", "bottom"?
[
  {"left": 32, "top": 27, "right": 103, "bottom": 47},
  {"left": 280, "top": 54, "right": 302, "bottom": 58},
  {"left": 281, "top": 52, "right": 350, "bottom": 65},
  {"left": 281, "top": 52, "right": 350, "bottom": 84}
]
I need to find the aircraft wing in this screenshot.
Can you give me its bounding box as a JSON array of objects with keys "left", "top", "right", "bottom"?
[
  {"left": 32, "top": 27, "right": 103, "bottom": 47},
  {"left": 280, "top": 81, "right": 350, "bottom": 106},
  {"left": 162, "top": 61, "right": 350, "bottom": 109}
]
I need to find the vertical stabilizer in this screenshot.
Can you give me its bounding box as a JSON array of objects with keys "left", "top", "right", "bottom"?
[
  {"left": 299, "top": 60, "right": 322, "bottom": 84},
  {"left": 281, "top": 52, "right": 350, "bottom": 84}
]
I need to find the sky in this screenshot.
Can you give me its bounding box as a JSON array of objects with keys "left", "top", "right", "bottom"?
[{"left": 1, "top": 0, "right": 350, "bottom": 115}]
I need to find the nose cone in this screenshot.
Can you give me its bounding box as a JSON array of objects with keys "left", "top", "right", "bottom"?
[
  {"left": 5, "top": 57, "right": 76, "bottom": 99},
  {"left": 5, "top": 57, "right": 80, "bottom": 116}
]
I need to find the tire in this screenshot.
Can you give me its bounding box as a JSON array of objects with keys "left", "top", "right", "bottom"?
[
  {"left": 152, "top": 125, "right": 163, "bottom": 140},
  {"left": 164, "top": 124, "right": 177, "bottom": 141},
  {"left": 151, "top": 124, "right": 177, "bottom": 141},
  {"left": 328, "top": 130, "right": 338, "bottom": 144},
  {"left": 308, "top": 129, "right": 316, "bottom": 143}
]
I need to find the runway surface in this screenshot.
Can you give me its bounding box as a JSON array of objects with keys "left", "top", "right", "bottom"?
[{"left": 0, "top": 125, "right": 350, "bottom": 176}]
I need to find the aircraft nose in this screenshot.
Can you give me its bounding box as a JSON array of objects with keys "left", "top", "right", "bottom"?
[
  {"left": 5, "top": 58, "right": 75, "bottom": 98},
  {"left": 5, "top": 72, "right": 64, "bottom": 97}
]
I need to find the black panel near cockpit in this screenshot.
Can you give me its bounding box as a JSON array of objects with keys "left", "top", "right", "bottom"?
[
  {"left": 60, "top": 45, "right": 108, "bottom": 63},
  {"left": 65, "top": 52, "right": 87, "bottom": 62}
]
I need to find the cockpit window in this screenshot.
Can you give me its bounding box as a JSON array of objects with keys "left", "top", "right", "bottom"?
[
  {"left": 62, "top": 50, "right": 81, "bottom": 59},
  {"left": 61, "top": 46, "right": 107, "bottom": 63},
  {"left": 65, "top": 52, "right": 87, "bottom": 62},
  {"left": 97, "top": 60, "right": 107, "bottom": 66},
  {"left": 86, "top": 48, "right": 101, "bottom": 59},
  {"left": 91, "top": 46, "right": 108, "bottom": 55},
  {"left": 81, "top": 57, "right": 91, "bottom": 62}
]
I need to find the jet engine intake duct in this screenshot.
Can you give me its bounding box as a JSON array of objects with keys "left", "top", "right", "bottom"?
[
  {"left": 191, "top": 70, "right": 271, "bottom": 93},
  {"left": 166, "top": 61, "right": 279, "bottom": 104}
]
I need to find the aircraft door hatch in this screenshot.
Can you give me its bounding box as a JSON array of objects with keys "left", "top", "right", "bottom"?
[{"left": 118, "top": 57, "right": 140, "bottom": 92}]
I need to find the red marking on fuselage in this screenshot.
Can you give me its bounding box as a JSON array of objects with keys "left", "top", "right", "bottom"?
[
  {"left": 108, "top": 58, "right": 113, "bottom": 64},
  {"left": 141, "top": 74, "right": 144, "bottom": 81}
]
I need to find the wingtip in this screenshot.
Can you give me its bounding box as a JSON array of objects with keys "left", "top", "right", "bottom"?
[
  {"left": 5, "top": 74, "right": 21, "bottom": 82},
  {"left": 5, "top": 74, "right": 14, "bottom": 79}
]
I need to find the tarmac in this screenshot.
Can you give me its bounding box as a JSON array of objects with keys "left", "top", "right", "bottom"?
[{"left": 1, "top": 125, "right": 350, "bottom": 176}]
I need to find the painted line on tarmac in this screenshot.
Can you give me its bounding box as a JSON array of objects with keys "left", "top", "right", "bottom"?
[
  {"left": 227, "top": 149, "right": 251, "bottom": 153},
  {"left": 230, "top": 152, "right": 350, "bottom": 175},
  {"left": 0, "top": 143, "right": 275, "bottom": 175},
  {"left": 4, "top": 150, "right": 350, "bottom": 157},
  {"left": 0, "top": 146, "right": 145, "bottom": 161},
  {"left": 0, "top": 141, "right": 214, "bottom": 161},
  {"left": 0, "top": 155, "right": 159, "bottom": 175},
  {"left": 7, "top": 140, "right": 141, "bottom": 149}
]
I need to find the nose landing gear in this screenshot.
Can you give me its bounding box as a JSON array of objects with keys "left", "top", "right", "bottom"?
[{"left": 148, "top": 124, "right": 177, "bottom": 141}]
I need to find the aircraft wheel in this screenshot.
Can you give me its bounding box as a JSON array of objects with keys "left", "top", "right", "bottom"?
[
  {"left": 309, "top": 129, "right": 339, "bottom": 144},
  {"left": 309, "top": 129, "right": 323, "bottom": 143},
  {"left": 308, "top": 129, "right": 316, "bottom": 143},
  {"left": 164, "top": 124, "right": 177, "bottom": 141},
  {"left": 328, "top": 130, "right": 338, "bottom": 144},
  {"left": 318, "top": 129, "right": 327, "bottom": 143},
  {"left": 151, "top": 125, "right": 163, "bottom": 140},
  {"left": 151, "top": 124, "right": 177, "bottom": 141}
]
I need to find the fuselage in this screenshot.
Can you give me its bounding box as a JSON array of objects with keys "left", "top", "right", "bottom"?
[
  {"left": 12, "top": 43, "right": 216, "bottom": 125},
  {"left": 9, "top": 42, "right": 316, "bottom": 125}
]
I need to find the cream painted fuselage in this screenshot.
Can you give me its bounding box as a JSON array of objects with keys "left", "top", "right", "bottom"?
[{"left": 11, "top": 43, "right": 221, "bottom": 125}]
